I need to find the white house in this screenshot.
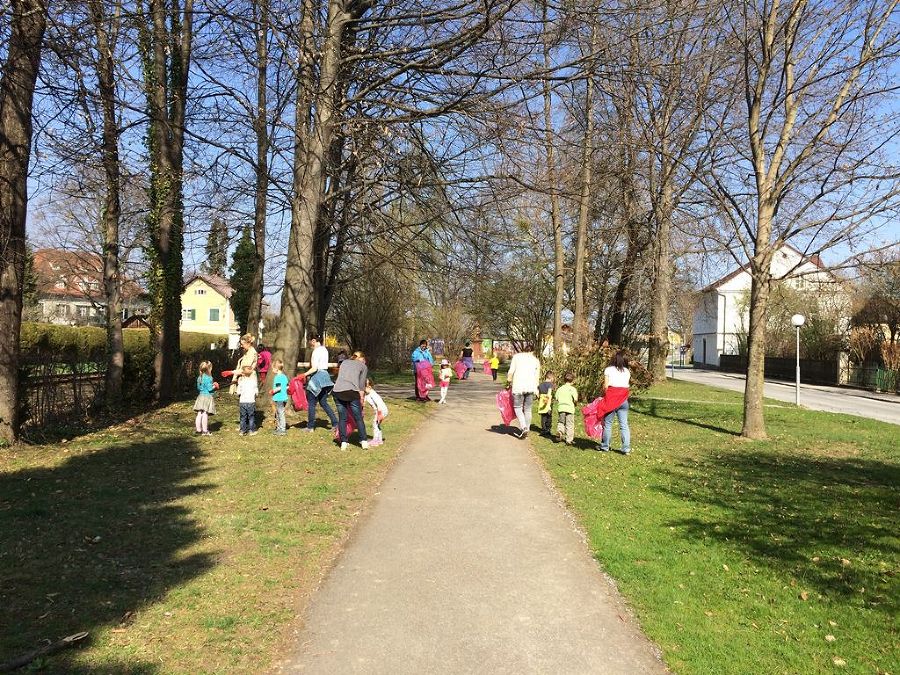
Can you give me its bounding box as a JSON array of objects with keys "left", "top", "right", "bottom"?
[{"left": 692, "top": 244, "right": 840, "bottom": 367}]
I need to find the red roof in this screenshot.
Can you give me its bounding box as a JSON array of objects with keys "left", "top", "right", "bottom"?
[{"left": 33, "top": 248, "right": 147, "bottom": 301}]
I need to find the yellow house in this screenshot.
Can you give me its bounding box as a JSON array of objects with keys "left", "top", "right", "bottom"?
[{"left": 180, "top": 274, "right": 239, "bottom": 337}]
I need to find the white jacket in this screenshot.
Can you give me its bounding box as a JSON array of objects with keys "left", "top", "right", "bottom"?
[{"left": 507, "top": 352, "right": 541, "bottom": 394}]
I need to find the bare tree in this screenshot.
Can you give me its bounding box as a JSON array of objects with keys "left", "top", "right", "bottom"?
[
  {"left": 0, "top": 0, "right": 49, "bottom": 442},
  {"left": 135, "top": 0, "right": 194, "bottom": 402},
  {"left": 706, "top": 0, "right": 900, "bottom": 438}
]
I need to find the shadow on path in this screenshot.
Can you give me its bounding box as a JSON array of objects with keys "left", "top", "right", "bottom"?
[{"left": 0, "top": 435, "right": 217, "bottom": 673}]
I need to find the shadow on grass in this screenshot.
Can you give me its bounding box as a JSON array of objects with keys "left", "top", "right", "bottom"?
[
  {"left": 657, "top": 450, "right": 898, "bottom": 615},
  {"left": 0, "top": 435, "right": 217, "bottom": 673},
  {"left": 633, "top": 398, "right": 740, "bottom": 436}
]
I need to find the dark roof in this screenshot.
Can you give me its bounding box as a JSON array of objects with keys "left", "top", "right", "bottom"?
[
  {"left": 700, "top": 243, "right": 829, "bottom": 293},
  {"left": 183, "top": 273, "right": 233, "bottom": 299}
]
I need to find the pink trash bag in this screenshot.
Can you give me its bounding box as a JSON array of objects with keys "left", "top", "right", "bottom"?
[
  {"left": 287, "top": 374, "right": 308, "bottom": 411},
  {"left": 581, "top": 397, "right": 604, "bottom": 439},
  {"left": 482, "top": 360, "right": 492, "bottom": 374},
  {"left": 332, "top": 414, "right": 358, "bottom": 441},
  {"left": 454, "top": 360, "right": 467, "bottom": 379},
  {"left": 496, "top": 389, "right": 516, "bottom": 426}
]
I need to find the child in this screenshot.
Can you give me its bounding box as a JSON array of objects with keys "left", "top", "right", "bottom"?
[
  {"left": 490, "top": 352, "right": 500, "bottom": 381},
  {"left": 270, "top": 359, "right": 289, "bottom": 435},
  {"left": 237, "top": 365, "right": 258, "bottom": 435},
  {"left": 439, "top": 359, "right": 453, "bottom": 404},
  {"left": 194, "top": 360, "right": 218, "bottom": 436},
  {"left": 364, "top": 379, "right": 389, "bottom": 446},
  {"left": 555, "top": 372, "right": 578, "bottom": 445},
  {"left": 537, "top": 371, "right": 555, "bottom": 436}
]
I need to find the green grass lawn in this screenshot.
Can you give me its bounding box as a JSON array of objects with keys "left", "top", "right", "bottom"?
[
  {"left": 532, "top": 379, "right": 898, "bottom": 675},
  {"left": 0, "top": 395, "right": 428, "bottom": 673}
]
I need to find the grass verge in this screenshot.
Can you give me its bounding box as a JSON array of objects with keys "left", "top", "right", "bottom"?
[
  {"left": 0, "top": 395, "right": 427, "bottom": 673},
  {"left": 531, "top": 379, "right": 898, "bottom": 675}
]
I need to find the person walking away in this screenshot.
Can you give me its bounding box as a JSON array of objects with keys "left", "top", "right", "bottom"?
[
  {"left": 460, "top": 341, "right": 475, "bottom": 379},
  {"left": 332, "top": 351, "right": 369, "bottom": 451},
  {"left": 237, "top": 365, "right": 258, "bottom": 435},
  {"left": 303, "top": 334, "right": 339, "bottom": 432},
  {"left": 598, "top": 351, "right": 631, "bottom": 454},
  {"left": 194, "top": 360, "right": 218, "bottom": 435},
  {"left": 270, "top": 359, "right": 289, "bottom": 436},
  {"left": 411, "top": 339, "right": 435, "bottom": 401},
  {"left": 537, "top": 371, "right": 555, "bottom": 436},
  {"left": 555, "top": 372, "right": 579, "bottom": 445},
  {"left": 438, "top": 359, "right": 453, "bottom": 404},
  {"left": 490, "top": 352, "right": 500, "bottom": 381},
  {"left": 364, "top": 379, "right": 388, "bottom": 446},
  {"left": 506, "top": 343, "right": 541, "bottom": 439}
]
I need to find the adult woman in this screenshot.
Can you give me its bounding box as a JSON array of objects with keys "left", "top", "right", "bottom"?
[
  {"left": 331, "top": 351, "right": 369, "bottom": 451},
  {"left": 597, "top": 350, "right": 631, "bottom": 454},
  {"left": 460, "top": 341, "right": 475, "bottom": 380},
  {"left": 411, "top": 339, "right": 435, "bottom": 401},
  {"left": 506, "top": 343, "right": 541, "bottom": 439},
  {"left": 303, "top": 334, "right": 338, "bottom": 432},
  {"left": 231, "top": 334, "right": 258, "bottom": 391}
]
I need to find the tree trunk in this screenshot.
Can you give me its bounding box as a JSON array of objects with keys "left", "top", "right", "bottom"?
[
  {"left": 246, "top": 0, "right": 268, "bottom": 342},
  {"left": 139, "top": 0, "right": 193, "bottom": 403},
  {"left": 542, "top": 0, "right": 564, "bottom": 352},
  {"left": 88, "top": 0, "right": 125, "bottom": 408},
  {"left": 741, "top": 265, "right": 772, "bottom": 439},
  {"left": 573, "top": 22, "right": 596, "bottom": 349},
  {"left": 273, "top": 0, "right": 353, "bottom": 376},
  {"left": 0, "top": 0, "right": 48, "bottom": 443},
  {"left": 605, "top": 227, "right": 639, "bottom": 346},
  {"left": 647, "top": 177, "right": 673, "bottom": 381}
]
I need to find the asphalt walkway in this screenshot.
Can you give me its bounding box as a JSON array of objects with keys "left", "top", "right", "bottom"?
[
  {"left": 278, "top": 374, "right": 666, "bottom": 674},
  {"left": 674, "top": 368, "right": 900, "bottom": 425}
]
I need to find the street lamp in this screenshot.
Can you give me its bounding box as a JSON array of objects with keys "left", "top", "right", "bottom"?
[{"left": 791, "top": 314, "right": 805, "bottom": 406}]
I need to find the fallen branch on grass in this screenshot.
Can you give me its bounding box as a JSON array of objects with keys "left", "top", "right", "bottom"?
[{"left": 0, "top": 632, "right": 89, "bottom": 672}]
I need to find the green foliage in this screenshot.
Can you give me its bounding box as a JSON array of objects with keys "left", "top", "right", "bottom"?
[
  {"left": 19, "top": 323, "right": 227, "bottom": 405},
  {"left": 541, "top": 344, "right": 652, "bottom": 401},
  {"left": 23, "top": 245, "right": 39, "bottom": 308},
  {"left": 202, "top": 218, "right": 229, "bottom": 277},
  {"left": 229, "top": 225, "right": 255, "bottom": 335}
]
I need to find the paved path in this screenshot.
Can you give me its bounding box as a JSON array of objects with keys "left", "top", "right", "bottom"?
[
  {"left": 278, "top": 375, "right": 666, "bottom": 674},
  {"left": 674, "top": 368, "right": 900, "bottom": 425}
]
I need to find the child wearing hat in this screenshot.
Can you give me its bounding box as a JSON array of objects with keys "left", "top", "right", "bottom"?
[{"left": 439, "top": 359, "right": 453, "bottom": 404}]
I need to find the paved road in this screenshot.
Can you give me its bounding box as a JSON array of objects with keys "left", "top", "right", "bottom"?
[
  {"left": 674, "top": 368, "right": 900, "bottom": 425},
  {"left": 277, "top": 375, "right": 666, "bottom": 674}
]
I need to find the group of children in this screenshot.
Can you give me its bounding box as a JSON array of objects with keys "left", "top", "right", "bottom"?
[
  {"left": 193, "top": 359, "right": 389, "bottom": 442},
  {"left": 537, "top": 371, "right": 579, "bottom": 445}
]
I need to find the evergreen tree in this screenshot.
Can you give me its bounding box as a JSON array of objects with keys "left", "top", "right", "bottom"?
[
  {"left": 23, "top": 245, "right": 39, "bottom": 309},
  {"left": 229, "top": 225, "right": 256, "bottom": 335},
  {"left": 202, "top": 217, "right": 228, "bottom": 276}
]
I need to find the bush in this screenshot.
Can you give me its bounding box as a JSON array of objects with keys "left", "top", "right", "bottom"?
[{"left": 541, "top": 345, "right": 652, "bottom": 402}]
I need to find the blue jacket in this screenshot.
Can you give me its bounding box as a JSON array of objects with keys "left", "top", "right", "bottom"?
[{"left": 412, "top": 346, "right": 434, "bottom": 367}]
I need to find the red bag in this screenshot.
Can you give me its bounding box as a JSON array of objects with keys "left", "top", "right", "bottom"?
[
  {"left": 415, "top": 360, "right": 435, "bottom": 399},
  {"left": 454, "top": 360, "right": 467, "bottom": 379},
  {"left": 482, "top": 360, "right": 492, "bottom": 374},
  {"left": 581, "top": 397, "right": 604, "bottom": 439},
  {"left": 496, "top": 389, "right": 516, "bottom": 426},
  {"left": 287, "top": 374, "right": 308, "bottom": 411},
  {"left": 333, "top": 414, "right": 357, "bottom": 440}
]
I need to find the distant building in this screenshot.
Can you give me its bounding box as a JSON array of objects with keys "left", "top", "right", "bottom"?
[
  {"left": 33, "top": 248, "right": 149, "bottom": 326},
  {"left": 180, "top": 274, "right": 240, "bottom": 338},
  {"left": 692, "top": 244, "right": 845, "bottom": 367}
]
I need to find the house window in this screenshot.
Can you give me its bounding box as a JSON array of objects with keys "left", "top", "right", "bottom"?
[
  {"left": 182, "top": 308, "right": 196, "bottom": 321},
  {"left": 209, "top": 308, "right": 220, "bottom": 322},
  {"left": 195, "top": 288, "right": 206, "bottom": 295}
]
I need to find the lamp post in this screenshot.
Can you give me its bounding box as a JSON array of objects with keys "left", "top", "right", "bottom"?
[{"left": 791, "top": 314, "right": 805, "bottom": 406}]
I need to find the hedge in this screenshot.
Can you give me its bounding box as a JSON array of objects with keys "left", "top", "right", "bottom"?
[
  {"left": 541, "top": 344, "right": 653, "bottom": 402},
  {"left": 20, "top": 322, "right": 231, "bottom": 404}
]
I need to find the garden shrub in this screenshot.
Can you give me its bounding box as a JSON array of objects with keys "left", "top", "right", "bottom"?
[{"left": 541, "top": 344, "right": 652, "bottom": 402}]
